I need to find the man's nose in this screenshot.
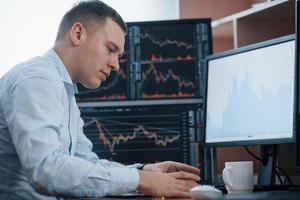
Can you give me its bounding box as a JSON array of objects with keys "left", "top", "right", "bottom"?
[{"left": 109, "top": 55, "right": 120, "bottom": 71}]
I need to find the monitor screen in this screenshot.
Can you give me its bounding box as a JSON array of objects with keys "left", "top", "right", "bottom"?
[
  {"left": 75, "top": 19, "right": 212, "bottom": 102},
  {"left": 78, "top": 99, "right": 202, "bottom": 166},
  {"left": 205, "top": 35, "right": 296, "bottom": 146}
]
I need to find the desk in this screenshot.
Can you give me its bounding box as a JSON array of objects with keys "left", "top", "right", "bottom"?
[
  {"left": 68, "top": 191, "right": 300, "bottom": 200},
  {"left": 221, "top": 191, "right": 300, "bottom": 199}
]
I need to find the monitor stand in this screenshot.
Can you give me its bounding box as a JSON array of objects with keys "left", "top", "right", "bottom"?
[
  {"left": 203, "top": 145, "right": 298, "bottom": 192},
  {"left": 257, "top": 144, "right": 278, "bottom": 187},
  {"left": 254, "top": 144, "right": 293, "bottom": 191}
]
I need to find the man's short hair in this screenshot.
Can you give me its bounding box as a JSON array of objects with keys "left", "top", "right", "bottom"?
[{"left": 55, "top": 0, "right": 127, "bottom": 41}]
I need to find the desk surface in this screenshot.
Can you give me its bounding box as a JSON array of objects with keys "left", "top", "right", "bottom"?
[
  {"left": 221, "top": 190, "right": 300, "bottom": 199},
  {"left": 68, "top": 190, "right": 300, "bottom": 200}
]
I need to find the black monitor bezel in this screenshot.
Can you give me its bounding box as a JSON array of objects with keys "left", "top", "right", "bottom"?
[
  {"left": 126, "top": 18, "right": 211, "bottom": 27},
  {"left": 203, "top": 34, "right": 297, "bottom": 147}
]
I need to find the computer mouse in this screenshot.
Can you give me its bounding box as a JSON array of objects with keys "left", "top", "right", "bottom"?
[{"left": 190, "top": 185, "right": 222, "bottom": 199}]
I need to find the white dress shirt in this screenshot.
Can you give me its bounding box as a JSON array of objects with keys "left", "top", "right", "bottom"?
[{"left": 0, "top": 49, "right": 140, "bottom": 200}]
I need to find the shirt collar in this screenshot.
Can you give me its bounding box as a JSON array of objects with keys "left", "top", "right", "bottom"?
[{"left": 43, "top": 49, "right": 78, "bottom": 95}]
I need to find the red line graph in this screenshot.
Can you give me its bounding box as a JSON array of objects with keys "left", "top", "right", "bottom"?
[
  {"left": 84, "top": 118, "right": 180, "bottom": 159},
  {"left": 142, "top": 92, "right": 195, "bottom": 98},
  {"left": 142, "top": 63, "right": 195, "bottom": 90},
  {"left": 140, "top": 32, "right": 194, "bottom": 49},
  {"left": 147, "top": 54, "right": 194, "bottom": 62},
  {"left": 119, "top": 51, "right": 128, "bottom": 64},
  {"left": 119, "top": 58, "right": 128, "bottom": 64},
  {"left": 78, "top": 94, "right": 127, "bottom": 101}
]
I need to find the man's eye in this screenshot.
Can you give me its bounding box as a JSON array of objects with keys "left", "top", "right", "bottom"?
[{"left": 106, "top": 45, "right": 114, "bottom": 53}]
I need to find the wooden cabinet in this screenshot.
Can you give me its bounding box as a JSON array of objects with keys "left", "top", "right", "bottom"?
[{"left": 212, "top": 0, "right": 295, "bottom": 53}]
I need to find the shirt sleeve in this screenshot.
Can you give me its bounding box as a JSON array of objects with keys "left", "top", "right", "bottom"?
[{"left": 4, "top": 75, "right": 139, "bottom": 197}]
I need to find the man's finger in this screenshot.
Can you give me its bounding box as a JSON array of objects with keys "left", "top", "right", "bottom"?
[
  {"left": 171, "top": 162, "right": 200, "bottom": 174},
  {"left": 170, "top": 171, "right": 200, "bottom": 181},
  {"left": 176, "top": 179, "right": 198, "bottom": 189}
]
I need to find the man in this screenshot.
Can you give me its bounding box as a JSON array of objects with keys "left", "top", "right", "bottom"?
[{"left": 0, "top": 1, "right": 200, "bottom": 199}]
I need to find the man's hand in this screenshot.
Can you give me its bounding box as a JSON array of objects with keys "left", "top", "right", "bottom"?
[
  {"left": 143, "top": 161, "right": 200, "bottom": 175},
  {"left": 137, "top": 170, "right": 200, "bottom": 198}
]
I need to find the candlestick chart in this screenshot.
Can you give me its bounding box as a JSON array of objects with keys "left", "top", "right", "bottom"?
[
  {"left": 79, "top": 103, "right": 199, "bottom": 164},
  {"left": 139, "top": 24, "right": 198, "bottom": 99}
]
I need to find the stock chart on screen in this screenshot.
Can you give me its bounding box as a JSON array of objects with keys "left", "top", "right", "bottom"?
[
  {"left": 139, "top": 24, "right": 197, "bottom": 98},
  {"left": 76, "top": 19, "right": 211, "bottom": 168},
  {"left": 75, "top": 19, "right": 211, "bottom": 102},
  {"left": 205, "top": 39, "right": 295, "bottom": 144},
  {"left": 79, "top": 100, "right": 202, "bottom": 165}
]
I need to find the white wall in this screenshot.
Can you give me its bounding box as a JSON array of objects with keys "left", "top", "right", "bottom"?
[{"left": 0, "top": 0, "right": 179, "bottom": 78}]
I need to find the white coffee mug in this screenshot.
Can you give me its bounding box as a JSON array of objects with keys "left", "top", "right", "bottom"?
[{"left": 222, "top": 161, "right": 254, "bottom": 194}]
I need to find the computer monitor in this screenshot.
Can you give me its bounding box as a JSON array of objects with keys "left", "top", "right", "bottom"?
[
  {"left": 75, "top": 19, "right": 212, "bottom": 102},
  {"left": 204, "top": 35, "right": 297, "bottom": 187},
  {"left": 78, "top": 99, "right": 202, "bottom": 167}
]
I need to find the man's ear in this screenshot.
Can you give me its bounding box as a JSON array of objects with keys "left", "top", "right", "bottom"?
[{"left": 69, "top": 22, "right": 87, "bottom": 46}]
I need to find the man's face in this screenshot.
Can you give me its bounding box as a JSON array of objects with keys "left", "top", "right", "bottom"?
[{"left": 74, "top": 18, "right": 125, "bottom": 89}]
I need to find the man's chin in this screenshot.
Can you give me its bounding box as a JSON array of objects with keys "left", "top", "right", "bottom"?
[{"left": 83, "top": 81, "right": 101, "bottom": 89}]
